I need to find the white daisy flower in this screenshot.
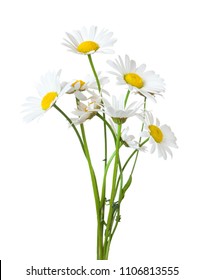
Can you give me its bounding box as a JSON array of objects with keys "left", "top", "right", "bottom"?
[
  {"left": 141, "top": 112, "right": 178, "bottom": 159},
  {"left": 109, "top": 120, "right": 147, "bottom": 152},
  {"left": 63, "top": 72, "right": 109, "bottom": 101},
  {"left": 71, "top": 93, "right": 101, "bottom": 125},
  {"left": 22, "top": 70, "right": 71, "bottom": 122},
  {"left": 102, "top": 94, "right": 142, "bottom": 124},
  {"left": 107, "top": 55, "right": 165, "bottom": 101},
  {"left": 121, "top": 127, "right": 147, "bottom": 152},
  {"left": 63, "top": 26, "right": 116, "bottom": 55}
]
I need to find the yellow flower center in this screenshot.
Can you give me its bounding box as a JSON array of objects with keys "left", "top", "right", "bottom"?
[
  {"left": 71, "top": 80, "right": 86, "bottom": 90},
  {"left": 149, "top": 125, "right": 163, "bottom": 143},
  {"left": 124, "top": 73, "right": 144, "bottom": 88},
  {"left": 77, "top": 41, "right": 100, "bottom": 54},
  {"left": 41, "top": 92, "right": 58, "bottom": 110},
  {"left": 84, "top": 101, "right": 95, "bottom": 112},
  {"left": 84, "top": 106, "right": 89, "bottom": 112}
]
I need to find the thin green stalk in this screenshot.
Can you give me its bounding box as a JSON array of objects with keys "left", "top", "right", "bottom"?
[
  {"left": 116, "top": 138, "right": 149, "bottom": 192},
  {"left": 130, "top": 97, "right": 147, "bottom": 176},
  {"left": 105, "top": 154, "right": 124, "bottom": 260},
  {"left": 100, "top": 143, "right": 123, "bottom": 210},
  {"left": 87, "top": 55, "right": 107, "bottom": 166},
  {"left": 88, "top": 54, "right": 101, "bottom": 91},
  {"left": 80, "top": 124, "right": 100, "bottom": 212},
  {"left": 98, "top": 119, "right": 123, "bottom": 259},
  {"left": 104, "top": 239, "right": 112, "bottom": 260},
  {"left": 139, "top": 97, "right": 147, "bottom": 140},
  {"left": 80, "top": 124, "right": 101, "bottom": 258},
  {"left": 53, "top": 104, "right": 85, "bottom": 155},
  {"left": 122, "top": 149, "right": 137, "bottom": 173},
  {"left": 104, "top": 97, "right": 148, "bottom": 259},
  {"left": 100, "top": 150, "right": 117, "bottom": 259},
  {"left": 130, "top": 150, "right": 140, "bottom": 176},
  {"left": 97, "top": 113, "right": 116, "bottom": 143},
  {"left": 54, "top": 103, "right": 102, "bottom": 258},
  {"left": 88, "top": 54, "right": 108, "bottom": 259},
  {"left": 101, "top": 151, "right": 116, "bottom": 211},
  {"left": 124, "top": 89, "right": 131, "bottom": 107},
  {"left": 105, "top": 142, "right": 149, "bottom": 260},
  {"left": 104, "top": 124, "right": 122, "bottom": 259}
]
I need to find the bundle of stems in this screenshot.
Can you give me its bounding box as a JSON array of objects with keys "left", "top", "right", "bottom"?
[{"left": 54, "top": 54, "right": 148, "bottom": 260}]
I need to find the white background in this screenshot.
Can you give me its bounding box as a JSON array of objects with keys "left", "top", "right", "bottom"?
[{"left": 0, "top": 0, "right": 203, "bottom": 279}]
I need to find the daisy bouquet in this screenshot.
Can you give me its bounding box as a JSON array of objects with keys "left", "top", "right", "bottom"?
[{"left": 23, "top": 26, "right": 177, "bottom": 260}]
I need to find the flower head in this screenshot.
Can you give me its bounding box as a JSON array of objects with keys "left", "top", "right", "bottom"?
[
  {"left": 63, "top": 72, "right": 109, "bottom": 101},
  {"left": 71, "top": 93, "right": 101, "bottom": 125},
  {"left": 63, "top": 26, "right": 116, "bottom": 55},
  {"left": 23, "top": 71, "right": 71, "bottom": 122},
  {"left": 121, "top": 127, "right": 146, "bottom": 151},
  {"left": 141, "top": 112, "right": 178, "bottom": 159},
  {"left": 107, "top": 55, "right": 165, "bottom": 101},
  {"left": 103, "top": 94, "right": 142, "bottom": 124},
  {"left": 110, "top": 120, "right": 147, "bottom": 152}
]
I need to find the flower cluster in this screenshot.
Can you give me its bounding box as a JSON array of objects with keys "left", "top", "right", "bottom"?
[
  {"left": 23, "top": 26, "right": 177, "bottom": 159},
  {"left": 23, "top": 26, "right": 178, "bottom": 260}
]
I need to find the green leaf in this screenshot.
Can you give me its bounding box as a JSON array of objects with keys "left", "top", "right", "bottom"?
[{"left": 121, "top": 175, "right": 132, "bottom": 200}]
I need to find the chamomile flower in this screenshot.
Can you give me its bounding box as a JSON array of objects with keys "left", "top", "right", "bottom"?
[
  {"left": 63, "top": 26, "right": 116, "bottom": 55},
  {"left": 71, "top": 93, "right": 101, "bottom": 125},
  {"left": 141, "top": 112, "right": 178, "bottom": 159},
  {"left": 23, "top": 70, "right": 71, "bottom": 122},
  {"left": 103, "top": 94, "right": 142, "bottom": 124},
  {"left": 107, "top": 55, "right": 165, "bottom": 101},
  {"left": 64, "top": 73, "right": 109, "bottom": 101},
  {"left": 109, "top": 120, "right": 146, "bottom": 152},
  {"left": 121, "top": 127, "right": 147, "bottom": 151}
]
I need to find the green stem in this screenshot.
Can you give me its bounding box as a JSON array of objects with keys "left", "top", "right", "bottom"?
[
  {"left": 105, "top": 154, "right": 124, "bottom": 260},
  {"left": 139, "top": 97, "right": 147, "bottom": 141},
  {"left": 122, "top": 149, "right": 137, "bottom": 173},
  {"left": 88, "top": 54, "right": 101, "bottom": 91},
  {"left": 53, "top": 104, "right": 85, "bottom": 156},
  {"left": 116, "top": 138, "right": 149, "bottom": 191},
  {"left": 130, "top": 97, "right": 147, "bottom": 176},
  {"left": 124, "top": 89, "right": 131, "bottom": 107},
  {"left": 105, "top": 142, "right": 150, "bottom": 259},
  {"left": 101, "top": 151, "right": 116, "bottom": 213},
  {"left": 106, "top": 139, "right": 149, "bottom": 259},
  {"left": 54, "top": 104, "right": 103, "bottom": 258},
  {"left": 87, "top": 55, "right": 107, "bottom": 167},
  {"left": 80, "top": 124, "right": 101, "bottom": 259},
  {"left": 97, "top": 113, "right": 116, "bottom": 143},
  {"left": 88, "top": 54, "right": 108, "bottom": 259},
  {"left": 104, "top": 98, "right": 148, "bottom": 259},
  {"left": 104, "top": 124, "right": 122, "bottom": 259},
  {"left": 100, "top": 143, "right": 123, "bottom": 211}
]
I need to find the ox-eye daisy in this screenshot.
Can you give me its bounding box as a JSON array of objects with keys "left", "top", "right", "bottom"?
[
  {"left": 102, "top": 94, "right": 142, "bottom": 124},
  {"left": 71, "top": 93, "right": 101, "bottom": 125},
  {"left": 141, "top": 112, "right": 177, "bottom": 159},
  {"left": 23, "top": 70, "right": 70, "bottom": 122},
  {"left": 109, "top": 120, "right": 146, "bottom": 151},
  {"left": 63, "top": 26, "right": 116, "bottom": 55},
  {"left": 107, "top": 55, "right": 165, "bottom": 101},
  {"left": 64, "top": 73, "right": 109, "bottom": 101},
  {"left": 121, "top": 127, "right": 147, "bottom": 152}
]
